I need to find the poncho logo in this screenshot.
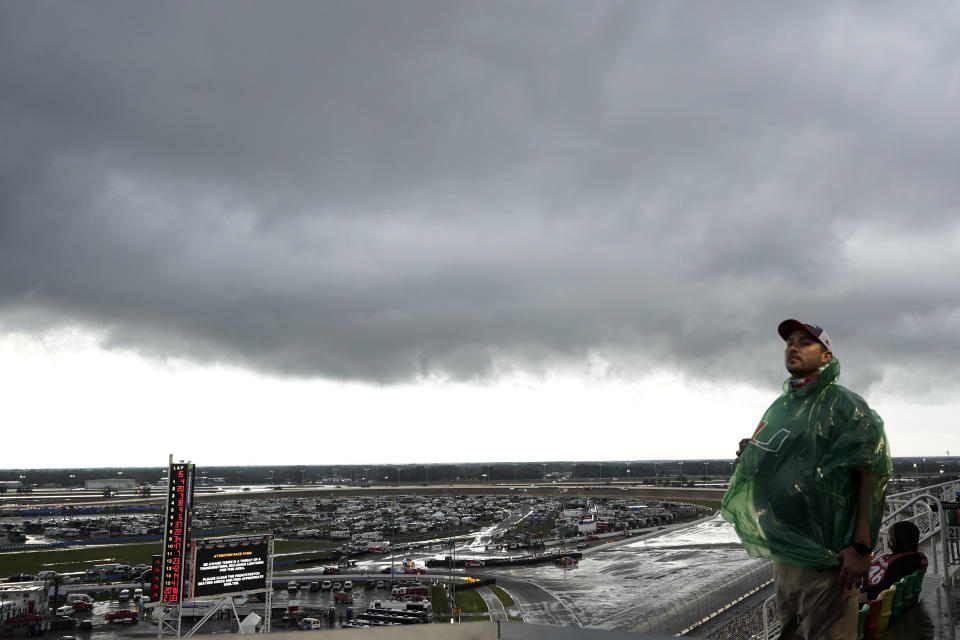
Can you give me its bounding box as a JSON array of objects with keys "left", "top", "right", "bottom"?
[{"left": 750, "top": 422, "right": 791, "bottom": 453}]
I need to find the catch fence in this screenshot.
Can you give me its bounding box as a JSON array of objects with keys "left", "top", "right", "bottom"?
[{"left": 628, "top": 558, "right": 772, "bottom": 636}]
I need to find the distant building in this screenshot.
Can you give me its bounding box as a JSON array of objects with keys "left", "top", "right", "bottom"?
[{"left": 0, "top": 584, "right": 48, "bottom": 623}]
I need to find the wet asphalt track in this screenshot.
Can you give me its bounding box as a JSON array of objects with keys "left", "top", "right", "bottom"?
[{"left": 480, "top": 514, "right": 765, "bottom": 631}]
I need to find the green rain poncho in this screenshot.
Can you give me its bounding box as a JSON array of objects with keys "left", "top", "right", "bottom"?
[{"left": 721, "top": 358, "right": 892, "bottom": 569}]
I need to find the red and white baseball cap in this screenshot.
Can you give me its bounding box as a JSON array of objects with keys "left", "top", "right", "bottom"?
[{"left": 777, "top": 319, "right": 834, "bottom": 353}]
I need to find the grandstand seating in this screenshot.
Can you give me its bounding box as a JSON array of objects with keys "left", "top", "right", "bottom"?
[
  {"left": 891, "top": 575, "right": 909, "bottom": 622},
  {"left": 856, "top": 602, "right": 869, "bottom": 640},
  {"left": 862, "top": 592, "right": 883, "bottom": 640},
  {"left": 910, "top": 569, "right": 924, "bottom": 606},
  {"left": 876, "top": 584, "right": 896, "bottom": 634}
]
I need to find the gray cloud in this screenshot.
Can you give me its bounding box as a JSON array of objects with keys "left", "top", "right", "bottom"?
[{"left": 2, "top": 1, "right": 959, "bottom": 393}]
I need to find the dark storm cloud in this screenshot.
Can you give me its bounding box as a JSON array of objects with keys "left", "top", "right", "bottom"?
[{"left": 2, "top": 1, "right": 959, "bottom": 391}]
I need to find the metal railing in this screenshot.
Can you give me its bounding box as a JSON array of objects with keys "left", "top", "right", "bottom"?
[
  {"left": 629, "top": 559, "right": 773, "bottom": 636},
  {"left": 709, "top": 478, "right": 960, "bottom": 640}
]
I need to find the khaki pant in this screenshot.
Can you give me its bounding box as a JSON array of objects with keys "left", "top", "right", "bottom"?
[{"left": 773, "top": 561, "right": 859, "bottom": 640}]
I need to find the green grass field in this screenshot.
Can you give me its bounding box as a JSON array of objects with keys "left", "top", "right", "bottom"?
[
  {"left": 489, "top": 585, "right": 515, "bottom": 607},
  {"left": 431, "top": 585, "right": 452, "bottom": 617},
  {"left": 454, "top": 587, "right": 488, "bottom": 614},
  {"left": 0, "top": 543, "right": 159, "bottom": 576}
]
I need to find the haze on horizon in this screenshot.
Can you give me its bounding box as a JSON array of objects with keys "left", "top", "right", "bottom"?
[{"left": 1, "top": 2, "right": 959, "bottom": 468}]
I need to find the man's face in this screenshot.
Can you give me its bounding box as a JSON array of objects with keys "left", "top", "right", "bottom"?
[{"left": 784, "top": 329, "right": 832, "bottom": 378}]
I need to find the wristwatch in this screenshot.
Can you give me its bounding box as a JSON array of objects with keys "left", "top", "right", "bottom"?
[{"left": 852, "top": 542, "right": 872, "bottom": 555}]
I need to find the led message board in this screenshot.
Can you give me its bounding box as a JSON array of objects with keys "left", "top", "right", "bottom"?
[
  {"left": 191, "top": 536, "right": 271, "bottom": 598},
  {"left": 160, "top": 462, "right": 194, "bottom": 603}
]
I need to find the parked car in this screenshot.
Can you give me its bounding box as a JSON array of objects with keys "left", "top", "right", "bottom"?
[
  {"left": 376, "top": 580, "right": 385, "bottom": 589},
  {"left": 51, "top": 616, "right": 77, "bottom": 630},
  {"left": 66, "top": 594, "right": 94, "bottom": 604},
  {"left": 343, "top": 581, "right": 353, "bottom": 592},
  {"left": 333, "top": 591, "right": 353, "bottom": 604},
  {"left": 105, "top": 609, "right": 138, "bottom": 623},
  {"left": 7, "top": 574, "right": 35, "bottom": 583},
  {"left": 365, "top": 580, "right": 376, "bottom": 589},
  {"left": 464, "top": 560, "right": 484, "bottom": 567},
  {"left": 299, "top": 618, "right": 322, "bottom": 630},
  {"left": 320, "top": 580, "right": 331, "bottom": 590},
  {"left": 331, "top": 582, "right": 342, "bottom": 591},
  {"left": 69, "top": 601, "right": 93, "bottom": 612},
  {"left": 55, "top": 606, "right": 75, "bottom": 617},
  {"left": 118, "top": 589, "right": 129, "bottom": 600}
]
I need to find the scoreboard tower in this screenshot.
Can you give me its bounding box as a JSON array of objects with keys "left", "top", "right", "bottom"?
[{"left": 152, "top": 456, "right": 273, "bottom": 638}]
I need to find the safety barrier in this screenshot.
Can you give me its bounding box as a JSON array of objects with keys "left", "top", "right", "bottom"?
[{"left": 629, "top": 558, "right": 773, "bottom": 635}]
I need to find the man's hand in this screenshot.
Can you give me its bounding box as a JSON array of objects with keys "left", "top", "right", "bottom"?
[
  {"left": 837, "top": 546, "right": 871, "bottom": 590},
  {"left": 734, "top": 438, "right": 749, "bottom": 466}
]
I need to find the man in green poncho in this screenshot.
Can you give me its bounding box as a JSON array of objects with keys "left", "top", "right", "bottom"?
[{"left": 722, "top": 319, "right": 891, "bottom": 640}]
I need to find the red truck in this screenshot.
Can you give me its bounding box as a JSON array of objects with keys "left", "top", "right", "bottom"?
[{"left": 105, "top": 609, "right": 138, "bottom": 624}]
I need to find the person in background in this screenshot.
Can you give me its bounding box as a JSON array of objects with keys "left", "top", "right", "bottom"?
[{"left": 862, "top": 520, "right": 928, "bottom": 601}]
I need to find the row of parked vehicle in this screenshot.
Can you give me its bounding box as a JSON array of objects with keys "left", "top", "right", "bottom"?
[{"left": 289, "top": 578, "right": 394, "bottom": 593}]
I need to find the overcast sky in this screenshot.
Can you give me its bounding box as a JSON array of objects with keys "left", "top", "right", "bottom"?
[{"left": 2, "top": 2, "right": 958, "bottom": 469}]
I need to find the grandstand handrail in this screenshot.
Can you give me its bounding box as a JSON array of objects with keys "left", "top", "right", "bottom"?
[
  {"left": 756, "top": 485, "right": 953, "bottom": 639},
  {"left": 886, "top": 477, "right": 960, "bottom": 503},
  {"left": 879, "top": 493, "right": 943, "bottom": 578}
]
